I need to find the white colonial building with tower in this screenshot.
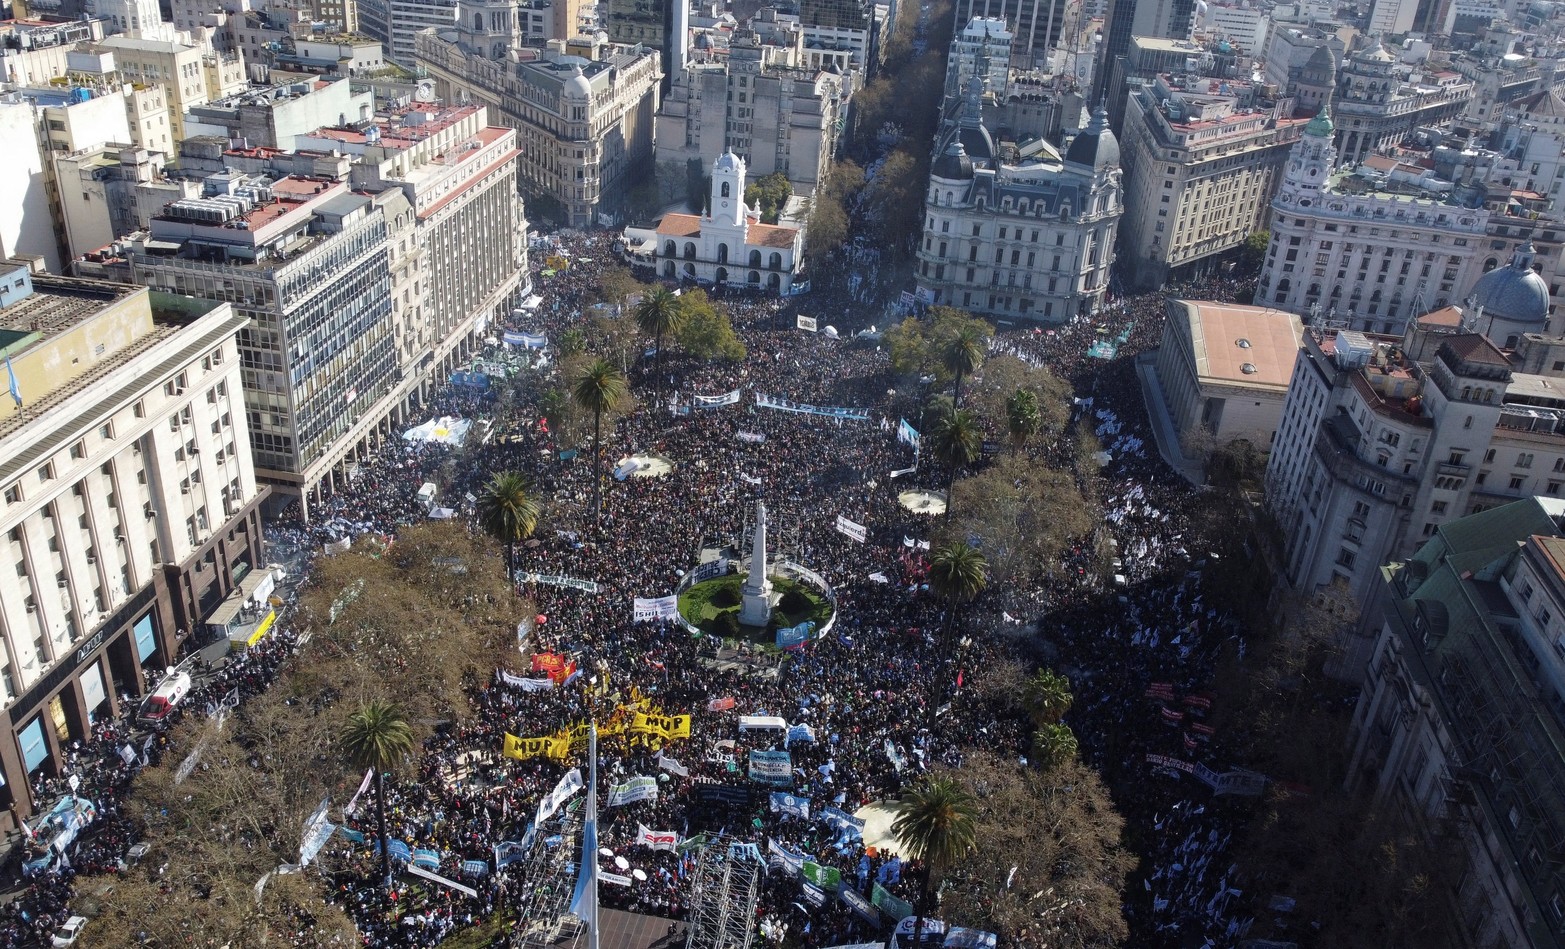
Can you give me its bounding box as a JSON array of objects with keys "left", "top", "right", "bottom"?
[{"left": 653, "top": 152, "right": 806, "bottom": 293}]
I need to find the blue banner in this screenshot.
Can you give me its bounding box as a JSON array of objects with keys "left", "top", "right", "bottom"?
[
  {"left": 504, "top": 331, "right": 548, "bottom": 348},
  {"left": 339, "top": 827, "right": 365, "bottom": 843},
  {"left": 494, "top": 840, "right": 529, "bottom": 868},
  {"left": 412, "top": 847, "right": 441, "bottom": 869},
  {"left": 754, "top": 393, "right": 870, "bottom": 421},
  {"left": 462, "top": 859, "right": 490, "bottom": 877},
  {"left": 786, "top": 723, "right": 817, "bottom": 746},
  {"left": 770, "top": 791, "right": 810, "bottom": 818},
  {"left": 842, "top": 885, "right": 880, "bottom": 924},
  {"left": 749, "top": 749, "right": 793, "bottom": 785},
  {"left": 819, "top": 806, "right": 865, "bottom": 833},
  {"left": 775, "top": 622, "right": 814, "bottom": 649},
  {"left": 387, "top": 840, "right": 412, "bottom": 863}
]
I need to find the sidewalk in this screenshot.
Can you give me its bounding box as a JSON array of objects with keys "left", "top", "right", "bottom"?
[{"left": 1133, "top": 351, "right": 1207, "bottom": 486}]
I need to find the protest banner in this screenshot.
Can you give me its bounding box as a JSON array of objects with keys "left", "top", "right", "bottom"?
[
  {"left": 767, "top": 839, "right": 807, "bottom": 876},
  {"left": 694, "top": 389, "right": 743, "bottom": 408},
  {"left": 748, "top": 749, "right": 793, "bottom": 785},
  {"left": 897, "top": 418, "right": 920, "bottom": 451},
  {"left": 803, "top": 861, "right": 841, "bottom": 891},
  {"left": 407, "top": 862, "right": 478, "bottom": 898},
  {"left": 835, "top": 515, "right": 868, "bottom": 543},
  {"left": 630, "top": 711, "right": 691, "bottom": 741},
  {"left": 754, "top": 393, "right": 871, "bottom": 421},
  {"left": 535, "top": 768, "right": 584, "bottom": 824},
  {"left": 632, "top": 595, "right": 681, "bottom": 623},
  {"left": 797, "top": 315, "right": 818, "bottom": 332},
  {"left": 503, "top": 732, "right": 571, "bottom": 763},
  {"left": 606, "top": 776, "right": 659, "bottom": 807},
  {"left": 873, "top": 882, "right": 915, "bottom": 920},
  {"left": 636, "top": 824, "right": 680, "bottom": 851},
  {"left": 841, "top": 886, "right": 880, "bottom": 924},
  {"left": 776, "top": 622, "right": 815, "bottom": 649},
  {"left": 707, "top": 696, "right": 736, "bottom": 712},
  {"left": 769, "top": 791, "right": 810, "bottom": 818}
]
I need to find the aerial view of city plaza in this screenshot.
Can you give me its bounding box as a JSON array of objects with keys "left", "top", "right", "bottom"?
[{"left": 0, "top": 0, "right": 1563, "bottom": 944}]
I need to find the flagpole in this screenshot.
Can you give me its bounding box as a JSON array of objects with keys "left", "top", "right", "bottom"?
[{"left": 585, "top": 722, "right": 599, "bottom": 949}]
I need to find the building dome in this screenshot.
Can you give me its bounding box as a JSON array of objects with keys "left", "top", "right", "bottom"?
[
  {"left": 1468, "top": 241, "right": 1549, "bottom": 325},
  {"left": 563, "top": 65, "right": 592, "bottom": 99},
  {"left": 1355, "top": 41, "right": 1395, "bottom": 65},
  {"left": 1301, "top": 43, "right": 1336, "bottom": 83},
  {"left": 932, "top": 141, "right": 974, "bottom": 180},
  {"left": 713, "top": 150, "right": 745, "bottom": 175},
  {"left": 1065, "top": 104, "right": 1120, "bottom": 170}
]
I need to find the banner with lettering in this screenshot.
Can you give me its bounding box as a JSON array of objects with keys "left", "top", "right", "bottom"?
[
  {"left": 412, "top": 848, "right": 441, "bottom": 870},
  {"left": 755, "top": 393, "right": 870, "bottom": 421},
  {"left": 657, "top": 753, "right": 689, "bottom": 777},
  {"left": 535, "top": 768, "right": 584, "bottom": 824},
  {"left": 500, "top": 669, "right": 555, "bottom": 692},
  {"left": 797, "top": 315, "right": 818, "bottom": 332},
  {"left": 707, "top": 696, "right": 736, "bottom": 712},
  {"left": 630, "top": 711, "right": 692, "bottom": 741},
  {"left": 503, "top": 732, "right": 572, "bottom": 763},
  {"left": 494, "top": 840, "right": 529, "bottom": 868},
  {"left": 834, "top": 515, "right": 868, "bottom": 543},
  {"left": 606, "top": 776, "right": 659, "bottom": 807},
  {"left": 872, "top": 882, "right": 915, "bottom": 920},
  {"left": 748, "top": 749, "right": 793, "bottom": 785},
  {"left": 775, "top": 622, "right": 815, "bottom": 650},
  {"left": 841, "top": 885, "right": 880, "bottom": 924},
  {"left": 694, "top": 389, "right": 742, "bottom": 408},
  {"left": 636, "top": 823, "right": 680, "bottom": 851},
  {"left": 736, "top": 430, "right": 767, "bottom": 444},
  {"left": 767, "top": 839, "right": 808, "bottom": 876},
  {"left": 897, "top": 418, "right": 920, "bottom": 451},
  {"left": 818, "top": 806, "right": 865, "bottom": 834},
  {"left": 632, "top": 595, "right": 681, "bottom": 623},
  {"left": 785, "top": 723, "right": 817, "bottom": 746},
  {"left": 516, "top": 573, "right": 602, "bottom": 593},
  {"left": 802, "top": 861, "right": 841, "bottom": 891}
]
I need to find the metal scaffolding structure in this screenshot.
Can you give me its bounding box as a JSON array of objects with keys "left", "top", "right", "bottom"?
[
  {"left": 512, "top": 816, "right": 586, "bottom": 948},
  {"left": 684, "top": 837, "right": 763, "bottom": 949}
]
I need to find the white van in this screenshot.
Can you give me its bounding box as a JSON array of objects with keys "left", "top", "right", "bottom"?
[{"left": 136, "top": 669, "right": 192, "bottom": 726}]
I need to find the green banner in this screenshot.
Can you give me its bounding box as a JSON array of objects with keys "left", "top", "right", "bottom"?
[
  {"left": 802, "top": 861, "right": 841, "bottom": 892},
  {"left": 872, "top": 882, "right": 915, "bottom": 921},
  {"left": 675, "top": 833, "right": 709, "bottom": 854}
]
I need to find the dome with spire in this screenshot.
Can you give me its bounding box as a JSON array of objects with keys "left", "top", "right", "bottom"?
[
  {"left": 1304, "top": 102, "right": 1334, "bottom": 138},
  {"left": 1468, "top": 241, "right": 1549, "bottom": 325},
  {"left": 932, "top": 141, "right": 974, "bottom": 180},
  {"left": 1065, "top": 104, "right": 1120, "bottom": 170}
]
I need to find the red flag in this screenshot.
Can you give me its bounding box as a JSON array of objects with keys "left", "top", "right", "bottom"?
[{"left": 956, "top": 668, "right": 964, "bottom": 689}]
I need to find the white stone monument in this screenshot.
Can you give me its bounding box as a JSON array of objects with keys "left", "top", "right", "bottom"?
[{"left": 738, "top": 500, "right": 774, "bottom": 626}]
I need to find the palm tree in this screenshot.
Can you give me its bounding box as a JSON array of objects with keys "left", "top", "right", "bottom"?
[
  {"left": 940, "top": 324, "right": 987, "bottom": 409},
  {"left": 1021, "top": 668, "right": 1073, "bottom": 727},
  {"left": 341, "top": 700, "right": 415, "bottom": 889},
  {"left": 571, "top": 358, "right": 628, "bottom": 524},
  {"left": 1006, "top": 388, "right": 1041, "bottom": 454},
  {"left": 634, "top": 286, "right": 682, "bottom": 390},
  {"left": 1031, "top": 722, "right": 1079, "bottom": 770},
  {"left": 927, "top": 408, "right": 982, "bottom": 518},
  {"left": 891, "top": 776, "right": 978, "bottom": 949},
  {"left": 477, "top": 471, "right": 540, "bottom": 582},
  {"left": 927, "top": 540, "right": 986, "bottom": 728}
]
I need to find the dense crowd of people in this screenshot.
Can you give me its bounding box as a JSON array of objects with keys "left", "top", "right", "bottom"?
[{"left": 0, "top": 208, "right": 1280, "bottom": 949}]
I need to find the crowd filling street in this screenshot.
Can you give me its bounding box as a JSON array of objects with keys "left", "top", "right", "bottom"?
[{"left": 0, "top": 224, "right": 1281, "bottom": 949}]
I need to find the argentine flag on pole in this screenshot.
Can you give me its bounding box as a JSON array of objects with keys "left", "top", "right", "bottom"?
[
  {"left": 569, "top": 723, "right": 600, "bottom": 949},
  {"left": 5, "top": 355, "right": 20, "bottom": 408}
]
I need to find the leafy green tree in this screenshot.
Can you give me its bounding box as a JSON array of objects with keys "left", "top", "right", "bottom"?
[
  {"left": 928, "top": 408, "right": 982, "bottom": 517},
  {"left": 744, "top": 171, "right": 793, "bottom": 223},
  {"left": 942, "top": 456, "right": 1095, "bottom": 585},
  {"left": 928, "top": 540, "right": 987, "bottom": 726},
  {"left": 1021, "top": 669, "right": 1073, "bottom": 726},
  {"left": 1031, "top": 722, "right": 1079, "bottom": 770},
  {"left": 594, "top": 265, "right": 642, "bottom": 307},
  {"left": 1006, "top": 389, "right": 1041, "bottom": 453},
  {"left": 891, "top": 776, "right": 979, "bottom": 945},
  {"left": 557, "top": 327, "right": 587, "bottom": 359},
  {"left": 570, "top": 359, "right": 628, "bottom": 524},
  {"left": 341, "top": 700, "right": 415, "bottom": 889},
  {"left": 476, "top": 471, "right": 540, "bottom": 581},
  {"left": 634, "top": 286, "right": 683, "bottom": 386},
  {"left": 674, "top": 290, "right": 746, "bottom": 362}
]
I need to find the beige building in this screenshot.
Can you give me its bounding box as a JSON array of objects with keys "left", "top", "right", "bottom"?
[
  {"left": 416, "top": 33, "right": 660, "bottom": 227},
  {"left": 656, "top": 10, "right": 846, "bottom": 197},
  {"left": 1149, "top": 299, "right": 1305, "bottom": 454},
  {"left": 93, "top": 35, "right": 246, "bottom": 146},
  {"left": 1120, "top": 76, "right": 1308, "bottom": 290},
  {"left": 55, "top": 145, "right": 199, "bottom": 263},
  {"left": 0, "top": 264, "right": 264, "bottom": 820}
]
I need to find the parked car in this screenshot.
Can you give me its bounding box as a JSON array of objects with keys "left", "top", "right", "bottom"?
[{"left": 51, "top": 915, "right": 87, "bottom": 947}]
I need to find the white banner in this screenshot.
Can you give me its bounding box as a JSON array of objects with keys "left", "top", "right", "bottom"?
[
  {"left": 607, "top": 776, "right": 659, "bottom": 807},
  {"left": 636, "top": 823, "right": 680, "bottom": 851},
  {"left": 500, "top": 669, "right": 555, "bottom": 692},
  {"left": 536, "top": 768, "right": 585, "bottom": 825},
  {"left": 740, "top": 472, "right": 762, "bottom": 485},
  {"left": 797, "top": 315, "right": 818, "bottom": 332},
  {"left": 344, "top": 768, "right": 374, "bottom": 817},
  {"left": 657, "top": 753, "right": 689, "bottom": 777},
  {"left": 406, "top": 861, "right": 478, "bottom": 898},
  {"left": 736, "top": 430, "right": 767, "bottom": 444},
  {"left": 902, "top": 536, "right": 930, "bottom": 551},
  {"left": 694, "top": 389, "right": 742, "bottom": 407},
  {"left": 632, "top": 595, "right": 681, "bottom": 623},
  {"left": 835, "top": 515, "right": 867, "bottom": 544},
  {"left": 601, "top": 871, "right": 633, "bottom": 886}
]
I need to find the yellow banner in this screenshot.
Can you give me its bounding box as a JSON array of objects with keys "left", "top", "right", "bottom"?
[
  {"left": 503, "top": 732, "right": 572, "bottom": 762},
  {"left": 630, "top": 711, "right": 691, "bottom": 741}
]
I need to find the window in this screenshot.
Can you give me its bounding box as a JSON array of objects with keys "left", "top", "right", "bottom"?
[
  {"left": 1512, "top": 476, "right": 1526, "bottom": 490},
  {"left": 1449, "top": 451, "right": 1466, "bottom": 465},
  {"left": 1432, "top": 501, "right": 1447, "bottom": 514},
  {"left": 1336, "top": 548, "right": 1357, "bottom": 568},
  {"left": 3, "top": 485, "right": 18, "bottom": 504},
  {"left": 37, "top": 464, "right": 52, "bottom": 483},
  {"left": 1519, "top": 452, "right": 1535, "bottom": 469}
]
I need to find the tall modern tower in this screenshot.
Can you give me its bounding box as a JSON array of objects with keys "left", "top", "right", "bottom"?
[{"left": 1095, "top": 0, "right": 1195, "bottom": 116}]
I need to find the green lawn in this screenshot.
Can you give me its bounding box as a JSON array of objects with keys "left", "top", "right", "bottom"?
[{"left": 677, "top": 575, "right": 833, "bottom": 641}]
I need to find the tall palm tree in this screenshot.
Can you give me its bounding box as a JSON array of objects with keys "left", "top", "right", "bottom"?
[
  {"left": 1031, "top": 722, "right": 1079, "bottom": 770},
  {"left": 940, "top": 324, "right": 987, "bottom": 409},
  {"left": 927, "top": 408, "right": 982, "bottom": 518},
  {"left": 891, "top": 776, "right": 979, "bottom": 948},
  {"left": 634, "top": 286, "right": 683, "bottom": 390},
  {"left": 1006, "top": 388, "right": 1041, "bottom": 454},
  {"left": 341, "top": 700, "right": 414, "bottom": 889},
  {"left": 1021, "top": 668, "right": 1073, "bottom": 727},
  {"left": 571, "top": 358, "right": 628, "bottom": 524},
  {"left": 477, "top": 471, "right": 540, "bottom": 582},
  {"left": 927, "top": 540, "right": 986, "bottom": 727}
]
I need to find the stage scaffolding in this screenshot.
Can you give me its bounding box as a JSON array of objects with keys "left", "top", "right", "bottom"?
[
  {"left": 683, "top": 836, "right": 763, "bottom": 949},
  {"left": 512, "top": 816, "right": 586, "bottom": 947}
]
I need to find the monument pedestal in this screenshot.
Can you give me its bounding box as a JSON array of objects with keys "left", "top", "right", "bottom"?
[{"left": 738, "top": 500, "right": 773, "bottom": 627}]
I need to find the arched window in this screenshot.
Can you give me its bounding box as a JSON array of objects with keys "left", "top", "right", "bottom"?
[
  {"left": 769, "top": 273, "right": 781, "bottom": 291},
  {"left": 718, "top": 244, "right": 729, "bottom": 264},
  {"left": 664, "top": 240, "right": 676, "bottom": 257},
  {"left": 683, "top": 262, "right": 696, "bottom": 277},
  {"left": 473, "top": 12, "right": 483, "bottom": 30},
  {"left": 684, "top": 242, "right": 696, "bottom": 259},
  {"left": 748, "top": 271, "right": 761, "bottom": 284},
  {"left": 769, "top": 252, "right": 782, "bottom": 270},
  {"left": 721, "top": 182, "right": 731, "bottom": 198},
  {"left": 715, "top": 266, "right": 728, "bottom": 283},
  {"left": 664, "top": 261, "right": 675, "bottom": 278},
  {"left": 1276, "top": 278, "right": 1292, "bottom": 295},
  {"left": 748, "top": 249, "right": 761, "bottom": 268}
]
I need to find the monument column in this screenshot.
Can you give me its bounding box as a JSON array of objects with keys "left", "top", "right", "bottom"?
[{"left": 738, "top": 501, "right": 774, "bottom": 626}]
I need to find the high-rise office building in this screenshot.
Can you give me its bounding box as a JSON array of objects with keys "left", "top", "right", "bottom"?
[
  {"left": 0, "top": 263, "right": 263, "bottom": 821},
  {"left": 1095, "top": 0, "right": 1195, "bottom": 116},
  {"left": 954, "top": 0, "right": 1067, "bottom": 69}
]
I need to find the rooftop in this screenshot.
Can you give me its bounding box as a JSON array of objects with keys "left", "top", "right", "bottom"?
[
  {"left": 1178, "top": 300, "right": 1305, "bottom": 388},
  {"left": 0, "top": 276, "right": 140, "bottom": 341}
]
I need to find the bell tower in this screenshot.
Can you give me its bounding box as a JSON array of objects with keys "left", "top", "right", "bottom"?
[{"left": 709, "top": 151, "right": 748, "bottom": 229}]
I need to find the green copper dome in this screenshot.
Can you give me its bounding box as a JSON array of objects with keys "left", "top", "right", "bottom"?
[{"left": 1305, "top": 104, "right": 1334, "bottom": 138}]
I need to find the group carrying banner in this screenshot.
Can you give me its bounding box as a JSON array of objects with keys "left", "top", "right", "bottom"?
[
  {"left": 693, "top": 389, "right": 742, "bottom": 408},
  {"left": 516, "top": 572, "right": 602, "bottom": 593},
  {"left": 754, "top": 393, "right": 871, "bottom": 421},
  {"left": 606, "top": 775, "right": 659, "bottom": 807},
  {"left": 503, "top": 331, "right": 549, "bottom": 348},
  {"left": 834, "top": 515, "right": 868, "bottom": 544},
  {"left": 897, "top": 418, "right": 920, "bottom": 452},
  {"left": 769, "top": 791, "right": 810, "bottom": 818},
  {"left": 632, "top": 595, "right": 681, "bottom": 623},
  {"left": 775, "top": 621, "right": 815, "bottom": 650},
  {"left": 635, "top": 823, "right": 680, "bottom": 851},
  {"left": 749, "top": 749, "right": 793, "bottom": 785}
]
